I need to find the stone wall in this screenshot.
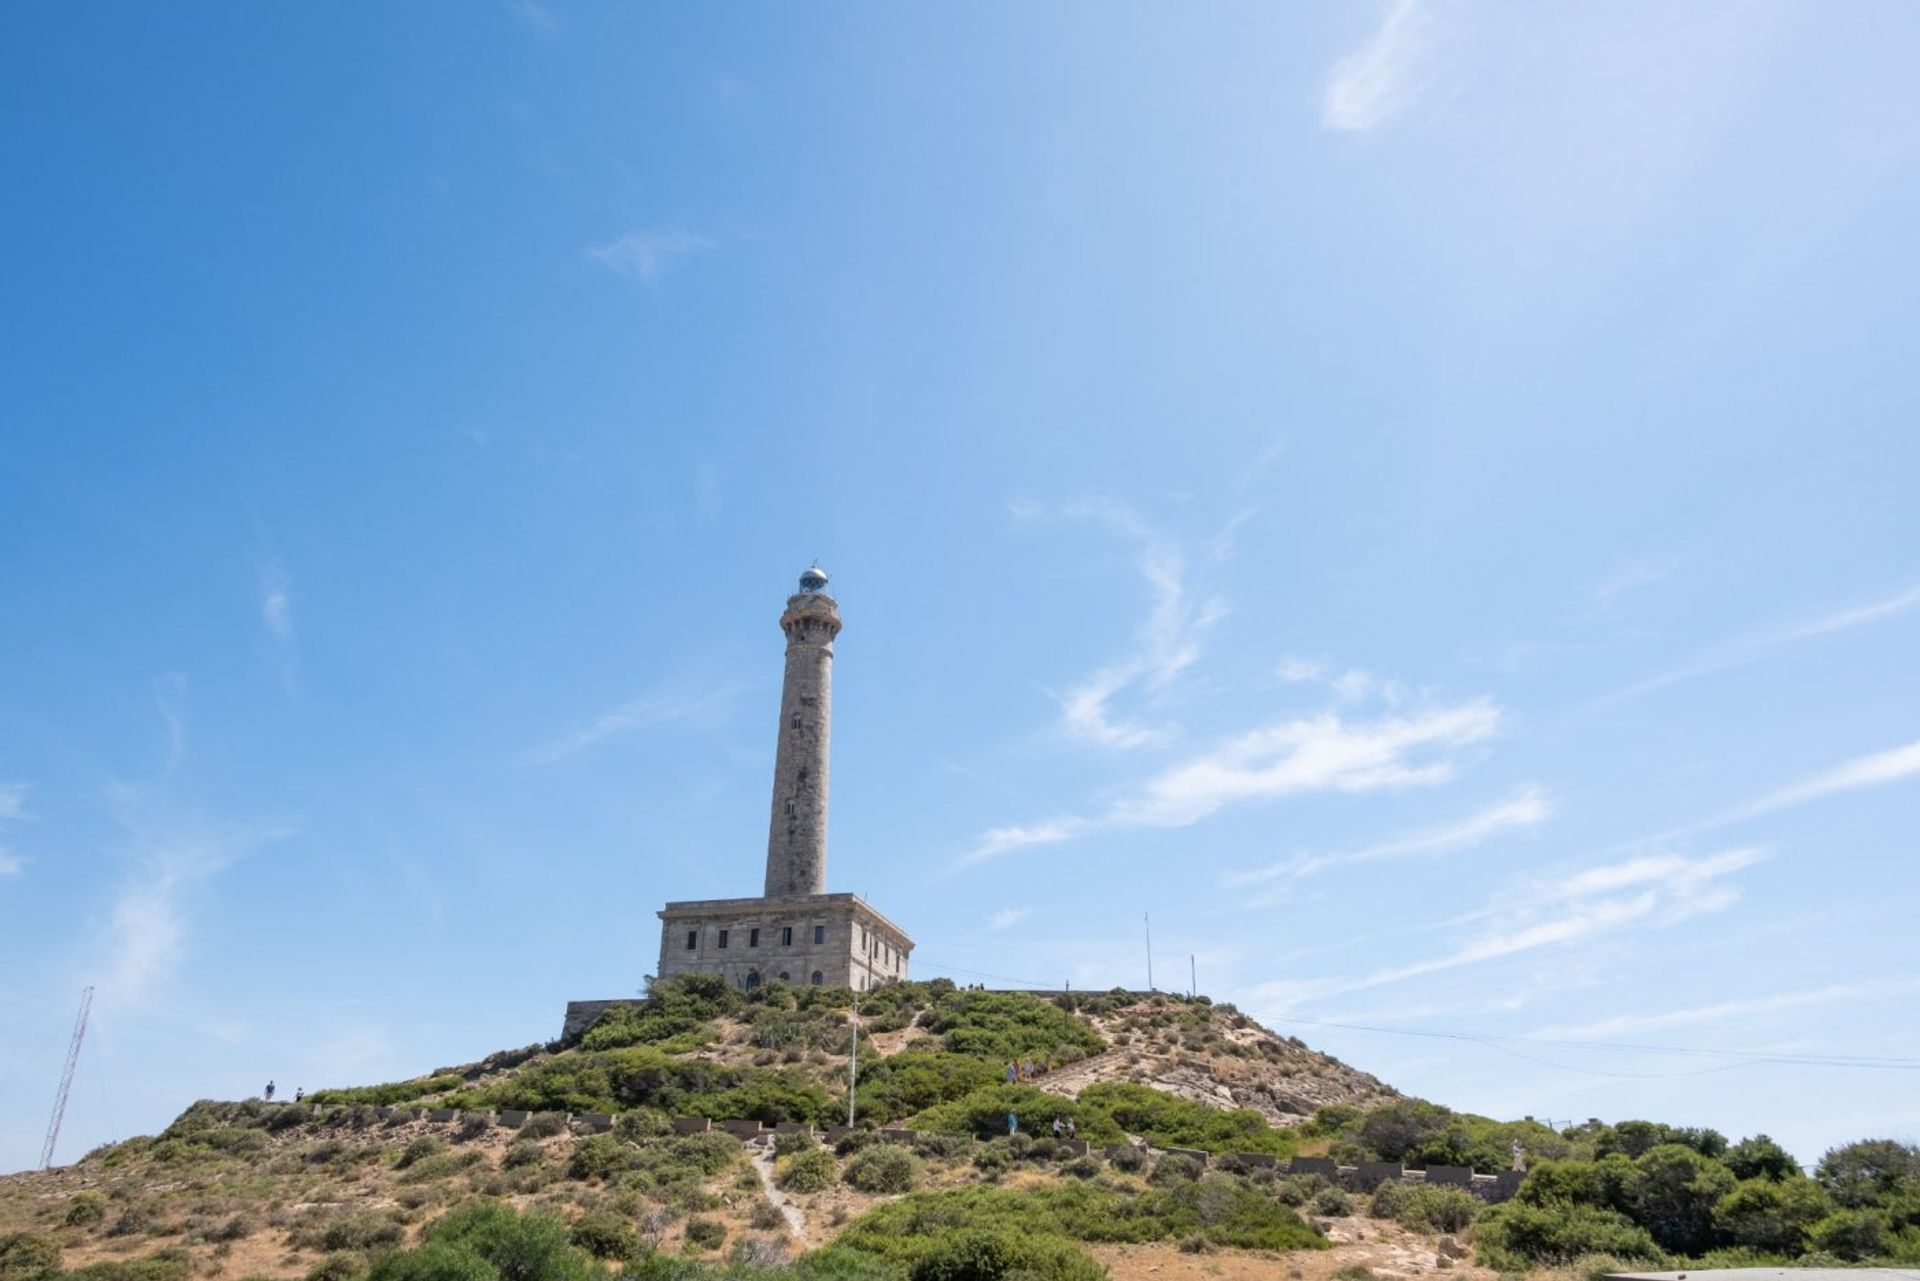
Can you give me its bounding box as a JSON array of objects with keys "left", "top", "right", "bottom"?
[{"left": 653, "top": 892, "right": 911, "bottom": 994}]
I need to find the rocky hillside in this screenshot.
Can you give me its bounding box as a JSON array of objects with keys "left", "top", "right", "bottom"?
[{"left": 0, "top": 981, "right": 1445, "bottom": 1281}]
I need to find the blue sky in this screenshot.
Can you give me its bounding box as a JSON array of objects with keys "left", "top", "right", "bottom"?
[{"left": 3, "top": 1, "right": 1918, "bottom": 1174}]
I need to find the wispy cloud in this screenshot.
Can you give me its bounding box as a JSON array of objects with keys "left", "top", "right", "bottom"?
[
  {"left": 1589, "top": 555, "right": 1677, "bottom": 616},
  {"left": 1252, "top": 846, "right": 1762, "bottom": 1008},
  {"left": 1595, "top": 577, "right": 1920, "bottom": 708},
  {"left": 986, "top": 907, "right": 1031, "bottom": 932},
  {"left": 1017, "top": 499, "right": 1232, "bottom": 750},
  {"left": 962, "top": 699, "right": 1500, "bottom": 865},
  {"left": 1533, "top": 977, "right": 1920, "bottom": 1041},
  {"left": 0, "top": 782, "right": 30, "bottom": 879},
  {"left": 1724, "top": 738, "right": 1920, "bottom": 822},
  {"left": 1323, "top": 0, "right": 1435, "bottom": 133},
  {"left": 1277, "top": 658, "right": 1403, "bottom": 705},
  {"left": 503, "top": 0, "right": 557, "bottom": 36},
  {"left": 1229, "top": 786, "right": 1550, "bottom": 891},
  {"left": 587, "top": 229, "right": 712, "bottom": 284},
  {"left": 259, "top": 562, "right": 294, "bottom": 646},
  {"left": 526, "top": 684, "right": 737, "bottom": 765}
]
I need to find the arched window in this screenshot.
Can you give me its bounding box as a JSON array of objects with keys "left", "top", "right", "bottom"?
[
  {"left": 745, "top": 971, "right": 761, "bottom": 989},
  {"left": 779, "top": 972, "right": 790, "bottom": 982},
  {"left": 810, "top": 971, "right": 823, "bottom": 986}
]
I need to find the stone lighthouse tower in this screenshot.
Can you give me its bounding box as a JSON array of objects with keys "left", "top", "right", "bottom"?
[
  {"left": 564, "top": 563, "right": 913, "bottom": 1028},
  {"left": 765, "top": 565, "right": 839, "bottom": 897}
]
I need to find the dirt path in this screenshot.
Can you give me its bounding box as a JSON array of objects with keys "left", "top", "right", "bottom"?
[{"left": 747, "top": 1140, "right": 807, "bottom": 1240}]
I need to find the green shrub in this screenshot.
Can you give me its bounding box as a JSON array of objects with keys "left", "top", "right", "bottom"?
[
  {"left": 675, "top": 1132, "right": 742, "bottom": 1176},
  {"left": 308, "top": 1075, "right": 465, "bottom": 1108},
  {"left": 1395, "top": 1186, "right": 1479, "bottom": 1234},
  {"left": 773, "top": 1131, "right": 816, "bottom": 1158},
  {"left": 521, "top": 1114, "right": 568, "bottom": 1140},
  {"left": 64, "top": 1195, "right": 108, "bottom": 1228},
  {"left": 568, "top": 1212, "right": 638, "bottom": 1261},
  {"left": 316, "top": 1213, "right": 406, "bottom": 1253},
  {"left": 305, "top": 1254, "right": 361, "bottom": 1281},
  {"left": 0, "top": 1234, "right": 60, "bottom": 1281},
  {"left": 780, "top": 1149, "right": 838, "bottom": 1193},
  {"left": 62, "top": 1250, "right": 193, "bottom": 1281},
  {"left": 399, "top": 1151, "right": 484, "bottom": 1183},
  {"left": 579, "top": 976, "right": 740, "bottom": 1052},
  {"left": 503, "top": 1141, "right": 544, "bottom": 1171},
  {"left": 1808, "top": 1208, "right": 1889, "bottom": 1260},
  {"left": 1149, "top": 1154, "right": 1202, "bottom": 1186},
  {"left": 1816, "top": 1139, "right": 1920, "bottom": 1208},
  {"left": 396, "top": 1136, "right": 449, "bottom": 1170},
  {"left": 1063, "top": 1156, "right": 1101, "bottom": 1180},
  {"left": 1310, "top": 1188, "right": 1353, "bottom": 1217},
  {"left": 1622, "top": 1143, "right": 1737, "bottom": 1255},
  {"left": 904, "top": 1228, "right": 1105, "bottom": 1281},
  {"left": 1108, "top": 1145, "right": 1148, "bottom": 1174},
  {"left": 613, "top": 1112, "right": 670, "bottom": 1143},
  {"left": 1078, "top": 1083, "right": 1294, "bottom": 1157},
  {"left": 845, "top": 1145, "right": 923, "bottom": 1194},
  {"left": 1714, "top": 1177, "right": 1830, "bottom": 1253},
  {"left": 568, "top": 1135, "right": 639, "bottom": 1182},
  {"left": 383, "top": 1201, "right": 592, "bottom": 1281},
  {"left": 1475, "top": 1202, "right": 1663, "bottom": 1267},
  {"left": 684, "top": 1218, "right": 726, "bottom": 1251}
]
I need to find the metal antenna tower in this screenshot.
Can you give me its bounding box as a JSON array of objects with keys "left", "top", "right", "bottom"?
[{"left": 41, "top": 986, "right": 94, "bottom": 1170}]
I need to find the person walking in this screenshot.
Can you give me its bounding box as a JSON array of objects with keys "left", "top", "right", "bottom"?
[
  {"left": 1007, "top": 1111, "right": 1018, "bottom": 1136},
  {"left": 264, "top": 1080, "right": 275, "bottom": 1102},
  {"left": 294, "top": 1088, "right": 304, "bottom": 1103},
  {"left": 1051, "top": 1117, "right": 1063, "bottom": 1139}
]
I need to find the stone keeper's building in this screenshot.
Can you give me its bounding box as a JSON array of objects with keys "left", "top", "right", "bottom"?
[{"left": 564, "top": 567, "right": 913, "bottom": 1037}]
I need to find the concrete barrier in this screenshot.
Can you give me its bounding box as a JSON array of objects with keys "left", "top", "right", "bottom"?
[
  {"left": 1423, "top": 1165, "right": 1473, "bottom": 1187},
  {"left": 373, "top": 1107, "right": 395, "bottom": 1120},
  {"left": 1164, "top": 1147, "right": 1210, "bottom": 1166},
  {"left": 1491, "top": 1171, "right": 1524, "bottom": 1200},
  {"left": 823, "top": 1126, "right": 855, "bottom": 1145},
  {"left": 1355, "top": 1161, "right": 1404, "bottom": 1189},
  {"left": 574, "top": 1113, "right": 615, "bottom": 1134},
  {"left": 426, "top": 1108, "right": 456, "bottom": 1122},
  {"left": 720, "top": 1119, "right": 765, "bottom": 1139},
  {"left": 1059, "top": 1139, "right": 1091, "bottom": 1157},
  {"left": 497, "top": 1110, "right": 530, "bottom": 1129},
  {"left": 880, "top": 1128, "right": 914, "bottom": 1143},
  {"left": 673, "top": 1117, "right": 712, "bottom": 1135},
  {"left": 1288, "top": 1157, "right": 1338, "bottom": 1178},
  {"left": 773, "top": 1122, "right": 812, "bottom": 1134}
]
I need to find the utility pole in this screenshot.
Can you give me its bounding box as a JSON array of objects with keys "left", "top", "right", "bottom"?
[
  {"left": 1144, "top": 914, "right": 1154, "bottom": 991},
  {"left": 846, "top": 990, "right": 860, "bottom": 1127},
  {"left": 41, "top": 986, "right": 94, "bottom": 1170}
]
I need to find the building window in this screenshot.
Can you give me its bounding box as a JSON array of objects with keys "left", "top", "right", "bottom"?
[
  {"left": 718, "top": 929, "right": 728, "bottom": 949},
  {"left": 860, "top": 927, "right": 867, "bottom": 947},
  {"left": 779, "top": 971, "right": 790, "bottom": 982},
  {"left": 784, "top": 801, "right": 796, "bottom": 816},
  {"left": 791, "top": 714, "right": 801, "bottom": 729},
  {"left": 781, "top": 926, "right": 793, "bottom": 947},
  {"left": 745, "top": 971, "right": 760, "bottom": 988},
  {"left": 813, "top": 925, "right": 825, "bottom": 944},
  {"left": 749, "top": 928, "right": 760, "bottom": 947},
  {"left": 810, "top": 971, "right": 823, "bottom": 986},
  {"left": 685, "top": 930, "right": 697, "bottom": 950}
]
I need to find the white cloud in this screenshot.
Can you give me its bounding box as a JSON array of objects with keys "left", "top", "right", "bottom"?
[
  {"left": 986, "top": 907, "right": 1031, "bottom": 932},
  {"left": 1252, "top": 846, "right": 1762, "bottom": 1009},
  {"left": 503, "top": 0, "right": 557, "bottom": 36},
  {"left": 1323, "top": 0, "right": 1435, "bottom": 133},
  {"left": 587, "top": 229, "right": 712, "bottom": 284},
  {"left": 961, "top": 699, "right": 1499, "bottom": 865},
  {"left": 1596, "top": 578, "right": 1920, "bottom": 707},
  {"left": 527, "top": 684, "right": 736, "bottom": 765},
  {"left": 1020, "top": 499, "right": 1231, "bottom": 750},
  {"left": 1533, "top": 978, "right": 1920, "bottom": 1041},
  {"left": 0, "top": 782, "right": 29, "bottom": 880},
  {"left": 260, "top": 564, "right": 294, "bottom": 644},
  {"left": 1277, "top": 657, "right": 1401, "bottom": 705},
  {"left": 1230, "top": 786, "right": 1550, "bottom": 889},
  {"left": 1726, "top": 738, "right": 1920, "bottom": 821},
  {"left": 97, "top": 784, "right": 292, "bottom": 1003}
]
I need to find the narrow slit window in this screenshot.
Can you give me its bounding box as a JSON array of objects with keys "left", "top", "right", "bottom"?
[
  {"left": 718, "top": 929, "right": 728, "bottom": 949},
  {"left": 813, "top": 925, "right": 825, "bottom": 944},
  {"left": 781, "top": 926, "right": 793, "bottom": 947},
  {"left": 685, "top": 930, "right": 698, "bottom": 950},
  {"left": 749, "top": 928, "right": 760, "bottom": 948}
]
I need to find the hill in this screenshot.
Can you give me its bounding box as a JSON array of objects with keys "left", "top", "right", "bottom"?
[{"left": 2, "top": 978, "right": 1915, "bottom": 1281}]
